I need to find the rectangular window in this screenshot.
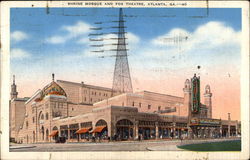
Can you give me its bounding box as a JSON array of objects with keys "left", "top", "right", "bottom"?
[
  {"left": 132, "top": 102, "right": 135, "bottom": 106},
  {"left": 139, "top": 103, "right": 142, "bottom": 108},
  {"left": 148, "top": 104, "right": 151, "bottom": 110},
  {"left": 158, "top": 106, "right": 161, "bottom": 111}
]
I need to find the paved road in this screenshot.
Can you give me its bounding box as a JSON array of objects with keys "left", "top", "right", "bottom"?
[
  {"left": 10, "top": 140, "right": 181, "bottom": 152},
  {"left": 10, "top": 138, "right": 240, "bottom": 152}
]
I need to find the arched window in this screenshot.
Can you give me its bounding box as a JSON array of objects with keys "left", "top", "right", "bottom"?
[
  {"left": 41, "top": 114, "right": 44, "bottom": 120},
  {"left": 26, "top": 121, "right": 28, "bottom": 128},
  {"left": 46, "top": 129, "right": 49, "bottom": 141},
  {"left": 46, "top": 113, "right": 49, "bottom": 120},
  {"left": 96, "top": 119, "right": 107, "bottom": 126}
]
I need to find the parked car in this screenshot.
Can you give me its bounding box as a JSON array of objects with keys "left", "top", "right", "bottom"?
[{"left": 56, "top": 136, "right": 66, "bottom": 143}]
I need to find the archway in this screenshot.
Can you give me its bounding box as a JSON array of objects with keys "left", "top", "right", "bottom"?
[
  {"left": 46, "top": 129, "right": 49, "bottom": 141},
  {"left": 50, "top": 126, "right": 59, "bottom": 141},
  {"left": 41, "top": 126, "right": 44, "bottom": 141},
  {"left": 33, "top": 131, "right": 35, "bottom": 143},
  {"left": 26, "top": 135, "right": 29, "bottom": 143},
  {"left": 93, "top": 119, "right": 108, "bottom": 139},
  {"left": 116, "top": 119, "right": 134, "bottom": 140}
]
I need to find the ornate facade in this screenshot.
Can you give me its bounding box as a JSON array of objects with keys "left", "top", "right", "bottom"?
[{"left": 10, "top": 74, "right": 240, "bottom": 144}]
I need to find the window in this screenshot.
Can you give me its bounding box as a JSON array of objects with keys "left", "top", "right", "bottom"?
[
  {"left": 32, "top": 117, "right": 35, "bottom": 123},
  {"left": 132, "top": 102, "right": 135, "bottom": 106},
  {"left": 84, "top": 97, "right": 87, "bottom": 101},
  {"left": 148, "top": 105, "right": 151, "bottom": 110},
  {"left": 90, "top": 98, "right": 92, "bottom": 102},
  {"left": 99, "top": 92, "right": 101, "bottom": 96},
  {"left": 26, "top": 121, "right": 28, "bottom": 128},
  {"left": 139, "top": 103, "right": 142, "bottom": 108},
  {"left": 46, "top": 113, "right": 49, "bottom": 120},
  {"left": 95, "top": 92, "right": 96, "bottom": 95},
  {"left": 158, "top": 106, "right": 161, "bottom": 111}
]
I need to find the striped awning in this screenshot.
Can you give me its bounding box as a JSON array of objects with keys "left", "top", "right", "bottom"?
[
  {"left": 49, "top": 130, "right": 58, "bottom": 137},
  {"left": 90, "top": 126, "right": 106, "bottom": 133},
  {"left": 76, "top": 127, "right": 92, "bottom": 134}
]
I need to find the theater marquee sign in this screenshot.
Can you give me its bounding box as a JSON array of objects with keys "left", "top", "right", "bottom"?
[
  {"left": 190, "top": 118, "right": 221, "bottom": 126},
  {"left": 191, "top": 74, "right": 200, "bottom": 113}
]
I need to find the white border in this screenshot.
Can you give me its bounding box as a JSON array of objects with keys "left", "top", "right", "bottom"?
[{"left": 1, "top": 1, "right": 249, "bottom": 160}]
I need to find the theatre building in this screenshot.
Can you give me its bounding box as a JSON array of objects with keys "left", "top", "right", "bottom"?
[{"left": 9, "top": 74, "right": 240, "bottom": 144}]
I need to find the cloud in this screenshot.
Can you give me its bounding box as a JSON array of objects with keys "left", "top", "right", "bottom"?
[
  {"left": 11, "top": 48, "right": 31, "bottom": 59},
  {"left": 45, "top": 35, "right": 67, "bottom": 44},
  {"left": 151, "top": 21, "right": 241, "bottom": 53},
  {"left": 11, "top": 31, "right": 29, "bottom": 42},
  {"left": 152, "top": 28, "right": 190, "bottom": 46},
  {"left": 62, "top": 21, "right": 92, "bottom": 37},
  {"left": 46, "top": 21, "right": 93, "bottom": 44}
]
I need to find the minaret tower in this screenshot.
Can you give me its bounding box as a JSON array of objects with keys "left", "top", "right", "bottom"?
[
  {"left": 183, "top": 79, "right": 191, "bottom": 117},
  {"left": 10, "top": 75, "right": 18, "bottom": 99},
  {"left": 204, "top": 85, "right": 212, "bottom": 118}
]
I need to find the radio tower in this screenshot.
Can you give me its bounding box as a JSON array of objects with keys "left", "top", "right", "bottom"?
[{"left": 112, "top": 8, "right": 133, "bottom": 95}]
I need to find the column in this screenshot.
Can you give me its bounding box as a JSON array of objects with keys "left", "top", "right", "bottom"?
[
  {"left": 220, "top": 126, "right": 222, "bottom": 137},
  {"left": 134, "top": 121, "right": 138, "bottom": 140},
  {"left": 68, "top": 129, "right": 70, "bottom": 141},
  {"left": 236, "top": 122, "right": 238, "bottom": 137},
  {"left": 108, "top": 123, "right": 112, "bottom": 138},
  {"left": 155, "top": 122, "right": 159, "bottom": 139},
  {"left": 173, "top": 122, "right": 176, "bottom": 138},
  {"left": 188, "top": 127, "right": 192, "bottom": 139},
  {"left": 228, "top": 125, "right": 231, "bottom": 137}
]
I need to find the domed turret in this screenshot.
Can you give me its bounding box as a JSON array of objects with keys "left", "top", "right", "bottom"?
[
  {"left": 35, "top": 74, "right": 67, "bottom": 102},
  {"left": 205, "top": 85, "right": 211, "bottom": 94},
  {"left": 204, "top": 84, "right": 212, "bottom": 118},
  {"left": 184, "top": 79, "right": 191, "bottom": 89}
]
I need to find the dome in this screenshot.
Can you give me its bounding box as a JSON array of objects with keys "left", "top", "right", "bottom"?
[
  {"left": 205, "top": 85, "right": 211, "bottom": 94},
  {"left": 184, "top": 79, "right": 190, "bottom": 88},
  {"left": 40, "top": 81, "right": 67, "bottom": 100}
]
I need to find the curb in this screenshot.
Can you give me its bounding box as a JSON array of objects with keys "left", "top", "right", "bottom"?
[{"left": 10, "top": 145, "right": 36, "bottom": 149}]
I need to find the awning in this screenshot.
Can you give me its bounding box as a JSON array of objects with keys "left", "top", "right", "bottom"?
[
  {"left": 76, "top": 127, "right": 91, "bottom": 134},
  {"left": 49, "top": 130, "right": 58, "bottom": 137},
  {"left": 90, "top": 126, "right": 106, "bottom": 133}
]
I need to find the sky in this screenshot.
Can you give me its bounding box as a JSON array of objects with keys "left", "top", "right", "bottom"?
[{"left": 10, "top": 8, "right": 241, "bottom": 120}]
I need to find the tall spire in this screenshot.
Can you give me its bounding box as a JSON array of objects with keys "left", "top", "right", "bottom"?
[
  {"left": 11, "top": 75, "right": 18, "bottom": 99},
  {"left": 52, "top": 73, "right": 55, "bottom": 82},
  {"left": 13, "top": 75, "right": 15, "bottom": 84},
  {"left": 112, "top": 8, "right": 133, "bottom": 95}
]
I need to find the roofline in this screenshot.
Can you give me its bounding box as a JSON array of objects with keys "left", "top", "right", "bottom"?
[
  {"left": 57, "top": 80, "right": 112, "bottom": 92},
  {"left": 25, "top": 89, "right": 41, "bottom": 105},
  {"left": 137, "top": 90, "right": 183, "bottom": 100}
]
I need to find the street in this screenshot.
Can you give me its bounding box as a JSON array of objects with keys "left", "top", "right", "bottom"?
[{"left": 10, "top": 138, "right": 240, "bottom": 152}]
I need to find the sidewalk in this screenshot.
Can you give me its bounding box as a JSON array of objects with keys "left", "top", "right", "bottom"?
[
  {"left": 10, "top": 145, "right": 36, "bottom": 149},
  {"left": 147, "top": 144, "right": 183, "bottom": 151}
]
